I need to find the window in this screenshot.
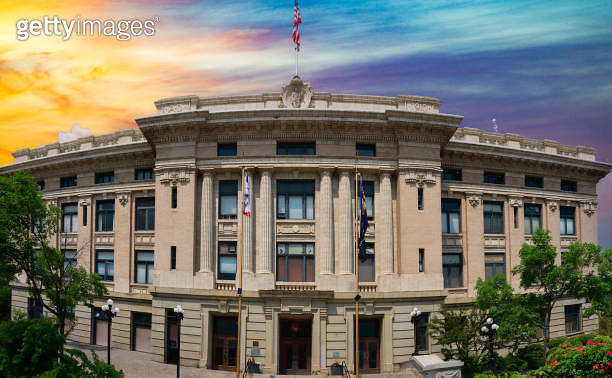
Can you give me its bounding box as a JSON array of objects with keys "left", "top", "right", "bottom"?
[
  {"left": 442, "top": 254, "right": 462, "bottom": 288},
  {"left": 96, "top": 200, "right": 115, "bottom": 232},
  {"left": 218, "top": 242, "right": 237, "bottom": 280},
  {"left": 132, "top": 312, "right": 152, "bottom": 353},
  {"left": 525, "top": 176, "right": 543, "bottom": 188},
  {"left": 95, "top": 250, "right": 114, "bottom": 281},
  {"left": 524, "top": 204, "right": 541, "bottom": 235},
  {"left": 62, "top": 203, "right": 78, "bottom": 233},
  {"left": 276, "top": 141, "right": 315, "bottom": 155},
  {"left": 95, "top": 171, "right": 114, "bottom": 184},
  {"left": 485, "top": 253, "right": 506, "bottom": 279},
  {"left": 419, "top": 248, "right": 424, "bottom": 272},
  {"left": 60, "top": 176, "right": 77, "bottom": 188},
  {"left": 442, "top": 169, "right": 462, "bottom": 181},
  {"left": 565, "top": 305, "right": 581, "bottom": 334},
  {"left": 441, "top": 199, "right": 461, "bottom": 233},
  {"left": 37, "top": 180, "right": 45, "bottom": 190},
  {"left": 217, "top": 143, "right": 237, "bottom": 156},
  {"left": 135, "top": 168, "right": 154, "bottom": 181},
  {"left": 277, "top": 180, "right": 315, "bottom": 220},
  {"left": 483, "top": 201, "right": 504, "bottom": 234},
  {"left": 135, "top": 251, "right": 154, "bottom": 284},
  {"left": 28, "top": 298, "right": 43, "bottom": 319},
  {"left": 362, "top": 180, "right": 374, "bottom": 219},
  {"left": 63, "top": 250, "right": 77, "bottom": 270},
  {"left": 83, "top": 205, "right": 87, "bottom": 227},
  {"left": 417, "top": 188, "right": 424, "bottom": 210},
  {"left": 356, "top": 143, "right": 376, "bottom": 157},
  {"left": 358, "top": 243, "right": 375, "bottom": 282},
  {"left": 135, "top": 197, "right": 155, "bottom": 231},
  {"left": 415, "top": 313, "right": 429, "bottom": 353},
  {"left": 171, "top": 246, "right": 176, "bottom": 269},
  {"left": 276, "top": 243, "right": 315, "bottom": 282},
  {"left": 560, "top": 206, "right": 575, "bottom": 235},
  {"left": 171, "top": 187, "right": 178, "bottom": 208},
  {"left": 513, "top": 207, "right": 518, "bottom": 229},
  {"left": 561, "top": 180, "right": 577, "bottom": 192},
  {"left": 219, "top": 181, "right": 238, "bottom": 219},
  {"left": 484, "top": 171, "right": 505, "bottom": 185}
]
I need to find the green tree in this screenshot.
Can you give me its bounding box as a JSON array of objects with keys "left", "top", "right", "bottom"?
[{"left": 0, "top": 171, "right": 107, "bottom": 334}]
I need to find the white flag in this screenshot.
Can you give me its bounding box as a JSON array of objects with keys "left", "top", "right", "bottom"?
[{"left": 243, "top": 172, "right": 250, "bottom": 216}]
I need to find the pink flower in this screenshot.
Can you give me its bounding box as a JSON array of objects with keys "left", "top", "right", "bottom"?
[
  {"left": 601, "top": 363, "right": 604, "bottom": 367},
  {"left": 582, "top": 351, "right": 585, "bottom": 354},
  {"left": 588, "top": 340, "right": 594, "bottom": 345},
  {"left": 607, "top": 350, "right": 612, "bottom": 356},
  {"left": 552, "top": 359, "right": 556, "bottom": 363},
  {"left": 595, "top": 364, "right": 599, "bottom": 370},
  {"left": 601, "top": 369, "right": 605, "bottom": 373}
]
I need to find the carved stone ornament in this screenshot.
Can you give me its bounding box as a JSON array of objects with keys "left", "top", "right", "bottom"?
[
  {"left": 117, "top": 193, "right": 129, "bottom": 207},
  {"left": 583, "top": 200, "right": 597, "bottom": 217},
  {"left": 435, "top": 370, "right": 460, "bottom": 378},
  {"left": 157, "top": 167, "right": 194, "bottom": 187},
  {"left": 280, "top": 75, "right": 313, "bottom": 109},
  {"left": 509, "top": 197, "right": 523, "bottom": 208},
  {"left": 79, "top": 198, "right": 91, "bottom": 207},
  {"left": 404, "top": 169, "right": 438, "bottom": 187},
  {"left": 466, "top": 193, "right": 482, "bottom": 208},
  {"left": 547, "top": 201, "right": 558, "bottom": 212}
]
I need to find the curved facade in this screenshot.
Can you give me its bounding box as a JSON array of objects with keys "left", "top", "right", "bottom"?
[{"left": 5, "top": 77, "right": 610, "bottom": 374}]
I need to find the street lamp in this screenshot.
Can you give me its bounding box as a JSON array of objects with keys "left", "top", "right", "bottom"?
[
  {"left": 173, "top": 305, "right": 184, "bottom": 378},
  {"left": 410, "top": 307, "right": 422, "bottom": 355},
  {"left": 101, "top": 298, "right": 119, "bottom": 364},
  {"left": 481, "top": 318, "right": 499, "bottom": 375}
]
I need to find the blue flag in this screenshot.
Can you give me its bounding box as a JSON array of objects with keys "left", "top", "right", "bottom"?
[{"left": 358, "top": 176, "right": 369, "bottom": 261}]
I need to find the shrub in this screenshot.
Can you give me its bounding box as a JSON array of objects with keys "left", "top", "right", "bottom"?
[
  {"left": 474, "top": 373, "right": 523, "bottom": 378},
  {"left": 517, "top": 344, "right": 545, "bottom": 370},
  {"left": 528, "top": 339, "right": 612, "bottom": 377},
  {"left": 39, "top": 349, "right": 124, "bottom": 378}
]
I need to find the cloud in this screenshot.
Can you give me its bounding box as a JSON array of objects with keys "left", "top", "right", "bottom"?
[{"left": 58, "top": 124, "right": 92, "bottom": 143}]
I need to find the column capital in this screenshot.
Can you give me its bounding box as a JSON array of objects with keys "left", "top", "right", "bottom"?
[
  {"left": 379, "top": 170, "right": 394, "bottom": 179},
  {"left": 320, "top": 169, "right": 333, "bottom": 178},
  {"left": 200, "top": 168, "right": 215, "bottom": 177}
]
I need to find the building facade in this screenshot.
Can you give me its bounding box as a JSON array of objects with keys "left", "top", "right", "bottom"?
[{"left": 4, "top": 77, "right": 610, "bottom": 375}]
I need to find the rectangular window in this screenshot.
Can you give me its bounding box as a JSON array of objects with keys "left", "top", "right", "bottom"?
[
  {"left": 171, "top": 187, "right": 178, "bottom": 209},
  {"left": 483, "top": 201, "right": 504, "bottom": 234},
  {"left": 441, "top": 199, "right": 461, "bottom": 234},
  {"left": 564, "top": 305, "right": 581, "bottom": 334},
  {"left": 60, "top": 176, "right": 77, "bottom": 188},
  {"left": 524, "top": 204, "right": 542, "bottom": 235},
  {"left": 417, "top": 188, "right": 424, "bottom": 210},
  {"left": 484, "top": 171, "right": 505, "bottom": 185},
  {"left": 96, "top": 200, "right": 115, "bottom": 232},
  {"left": 356, "top": 143, "right": 376, "bottom": 157},
  {"left": 135, "top": 168, "right": 155, "bottom": 181},
  {"left": 217, "top": 143, "right": 237, "bottom": 156},
  {"left": 95, "top": 171, "right": 115, "bottom": 184},
  {"left": 276, "top": 243, "right": 315, "bottom": 282},
  {"left": 63, "top": 250, "right": 77, "bottom": 270},
  {"left": 135, "top": 197, "right": 155, "bottom": 231},
  {"left": 135, "top": 251, "right": 154, "bottom": 284},
  {"left": 83, "top": 205, "right": 87, "bottom": 227},
  {"left": 561, "top": 180, "right": 577, "bottom": 192},
  {"left": 363, "top": 180, "right": 374, "bottom": 219},
  {"left": 513, "top": 207, "right": 518, "bottom": 229},
  {"left": 419, "top": 248, "right": 424, "bottom": 272},
  {"left": 219, "top": 180, "right": 238, "bottom": 219},
  {"left": 276, "top": 141, "right": 316, "bottom": 155},
  {"left": 358, "top": 243, "right": 375, "bottom": 282},
  {"left": 441, "top": 168, "right": 462, "bottom": 181},
  {"left": 37, "top": 180, "right": 45, "bottom": 191},
  {"left": 95, "top": 250, "right": 114, "bottom": 281},
  {"left": 171, "top": 246, "right": 176, "bottom": 270},
  {"left": 485, "top": 253, "right": 506, "bottom": 279},
  {"left": 277, "top": 180, "right": 315, "bottom": 220},
  {"left": 415, "top": 313, "right": 429, "bottom": 353},
  {"left": 525, "top": 176, "right": 543, "bottom": 188},
  {"left": 560, "top": 206, "right": 575, "bottom": 235},
  {"left": 28, "top": 298, "right": 43, "bottom": 319},
  {"left": 132, "top": 312, "right": 152, "bottom": 353},
  {"left": 443, "top": 254, "right": 463, "bottom": 288},
  {"left": 218, "top": 242, "right": 237, "bottom": 280},
  {"left": 62, "top": 203, "right": 78, "bottom": 233}
]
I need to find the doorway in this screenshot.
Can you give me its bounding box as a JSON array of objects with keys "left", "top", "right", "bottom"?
[
  {"left": 358, "top": 318, "right": 380, "bottom": 373},
  {"left": 165, "top": 309, "right": 179, "bottom": 364},
  {"left": 212, "top": 316, "right": 238, "bottom": 371},
  {"left": 92, "top": 308, "right": 109, "bottom": 346},
  {"left": 279, "top": 318, "right": 312, "bottom": 375}
]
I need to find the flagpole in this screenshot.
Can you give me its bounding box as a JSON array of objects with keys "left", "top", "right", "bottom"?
[
  {"left": 236, "top": 166, "right": 245, "bottom": 378},
  {"left": 354, "top": 165, "right": 360, "bottom": 378}
]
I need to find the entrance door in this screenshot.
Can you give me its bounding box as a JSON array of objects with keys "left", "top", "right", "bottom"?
[
  {"left": 279, "top": 318, "right": 312, "bottom": 375},
  {"left": 165, "top": 309, "right": 179, "bottom": 364},
  {"left": 358, "top": 319, "right": 380, "bottom": 373},
  {"left": 92, "top": 308, "right": 109, "bottom": 346},
  {"left": 132, "top": 312, "right": 152, "bottom": 353},
  {"left": 213, "top": 316, "right": 238, "bottom": 371}
]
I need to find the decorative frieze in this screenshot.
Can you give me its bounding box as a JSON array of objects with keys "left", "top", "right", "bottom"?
[
  {"left": 134, "top": 232, "right": 155, "bottom": 246},
  {"left": 276, "top": 221, "right": 315, "bottom": 236},
  {"left": 154, "top": 95, "right": 199, "bottom": 114},
  {"left": 582, "top": 200, "right": 597, "bottom": 216},
  {"left": 484, "top": 235, "right": 505, "bottom": 249},
  {"left": 217, "top": 221, "right": 238, "bottom": 237},
  {"left": 508, "top": 197, "right": 523, "bottom": 208},
  {"left": 79, "top": 198, "right": 91, "bottom": 207},
  {"left": 156, "top": 166, "right": 194, "bottom": 187},
  {"left": 404, "top": 169, "right": 439, "bottom": 187}
]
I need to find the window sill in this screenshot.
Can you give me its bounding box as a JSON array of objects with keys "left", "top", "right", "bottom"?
[{"left": 565, "top": 330, "right": 584, "bottom": 337}]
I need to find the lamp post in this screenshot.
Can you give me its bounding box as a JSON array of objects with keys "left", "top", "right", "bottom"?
[
  {"left": 481, "top": 318, "right": 499, "bottom": 376},
  {"left": 101, "top": 298, "right": 119, "bottom": 364},
  {"left": 410, "top": 307, "right": 422, "bottom": 355},
  {"left": 174, "top": 305, "right": 184, "bottom": 378}
]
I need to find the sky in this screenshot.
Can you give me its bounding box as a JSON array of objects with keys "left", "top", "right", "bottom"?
[{"left": 0, "top": 0, "right": 611, "bottom": 247}]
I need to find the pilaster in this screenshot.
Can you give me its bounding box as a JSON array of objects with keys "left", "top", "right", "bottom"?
[
  {"left": 318, "top": 169, "right": 334, "bottom": 275},
  {"left": 337, "top": 170, "right": 353, "bottom": 275}
]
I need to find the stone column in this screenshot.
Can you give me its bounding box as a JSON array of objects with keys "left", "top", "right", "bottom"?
[
  {"left": 379, "top": 171, "right": 394, "bottom": 274},
  {"left": 243, "top": 169, "right": 254, "bottom": 272},
  {"left": 200, "top": 170, "right": 214, "bottom": 272},
  {"left": 256, "top": 170, "right": 273, "bottom": 274},
  {"left": 319, "top": 170, "right": 334, "bottom": 274},
  {"left": 337, "top": 170, "right": 353, "bottom": 274}
]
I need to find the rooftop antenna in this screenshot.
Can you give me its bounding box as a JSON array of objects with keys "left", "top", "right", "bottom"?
[{"left": 492, "top": 118, "right": 499, "bottom": 133}]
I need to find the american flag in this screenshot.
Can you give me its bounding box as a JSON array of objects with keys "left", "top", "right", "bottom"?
[{"left": 293, "top": 0, "right": 301, "bottom": 51}]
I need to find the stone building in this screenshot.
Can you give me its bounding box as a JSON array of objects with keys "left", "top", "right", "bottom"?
[{"left": 4, "top": 76, "right": 610, "bottom": 375}]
